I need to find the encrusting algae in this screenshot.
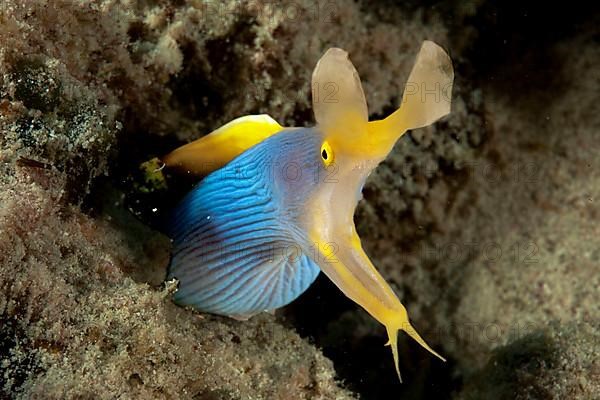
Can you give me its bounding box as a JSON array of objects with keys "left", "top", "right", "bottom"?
[{"left": 2, "top": 0, "right": 598, "bottom": 398}]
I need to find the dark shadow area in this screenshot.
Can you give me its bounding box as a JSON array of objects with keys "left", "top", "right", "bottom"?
[
  {"left": 458, "top": 331, "right": 558, "bottom": 398},
  {"left": 284, "top": 276, "right": 458, "bottom": 399},
  {"left": 461, "top": 1, "right": 599, "bottom": 101},
  {"left": 0, "top": 319, "right": 41, "bottom": 399},
  {"left": 284, "top": 2, "right": 599, "bottom": 399},
  {"left": 78, "top": 2, "right": 599, "bottom": 399}
]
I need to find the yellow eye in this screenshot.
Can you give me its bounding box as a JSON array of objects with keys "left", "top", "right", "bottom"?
[{"left": 320, "top": 141, "right": 334, "bottom": 166}]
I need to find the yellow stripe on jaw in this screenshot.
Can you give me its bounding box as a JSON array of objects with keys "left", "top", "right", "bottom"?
[
  {"left": 304, "top": 42, "right": 452, "bottom": 379},
  {"left": 310, "top": 229, "right": 445, "bottom": 381}
]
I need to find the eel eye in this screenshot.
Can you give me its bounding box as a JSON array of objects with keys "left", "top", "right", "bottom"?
[{"left": 320, "top": 141, "right": 334, "bottom": 167}]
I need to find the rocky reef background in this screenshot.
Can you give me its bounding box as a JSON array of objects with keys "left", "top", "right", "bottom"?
[{"left": 0, "top": 1, "right": 598, "bottom": 399}]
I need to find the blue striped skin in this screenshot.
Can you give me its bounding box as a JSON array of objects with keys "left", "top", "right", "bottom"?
[{"left": 168, "top": 128, "right": 327, "bottom": 317}]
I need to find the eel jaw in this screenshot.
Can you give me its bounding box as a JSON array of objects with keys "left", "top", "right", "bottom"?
[
  {"left": 303, "top": 179, "right": 446, "bottom": 381},
  {"left": 308, "top": 230, "right": 446, "bottom": 381}
]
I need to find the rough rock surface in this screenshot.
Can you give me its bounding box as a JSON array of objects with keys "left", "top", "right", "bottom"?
[
  {"left": 346, "top": 11, "right": 600, "bottom": 400},
  {"left": 456, "top": 321, "right": 599, "bottom": 399},
  {"left": 1, "top": 0, "right": 598, "bottom": 399},
  {"left": 0, "top": 163, "right": 353, "bottom": 399}
]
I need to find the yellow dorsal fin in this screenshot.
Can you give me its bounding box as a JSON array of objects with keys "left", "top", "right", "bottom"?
[{"left": 163, "top": 114, "right": 284, "bottom": 176}]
